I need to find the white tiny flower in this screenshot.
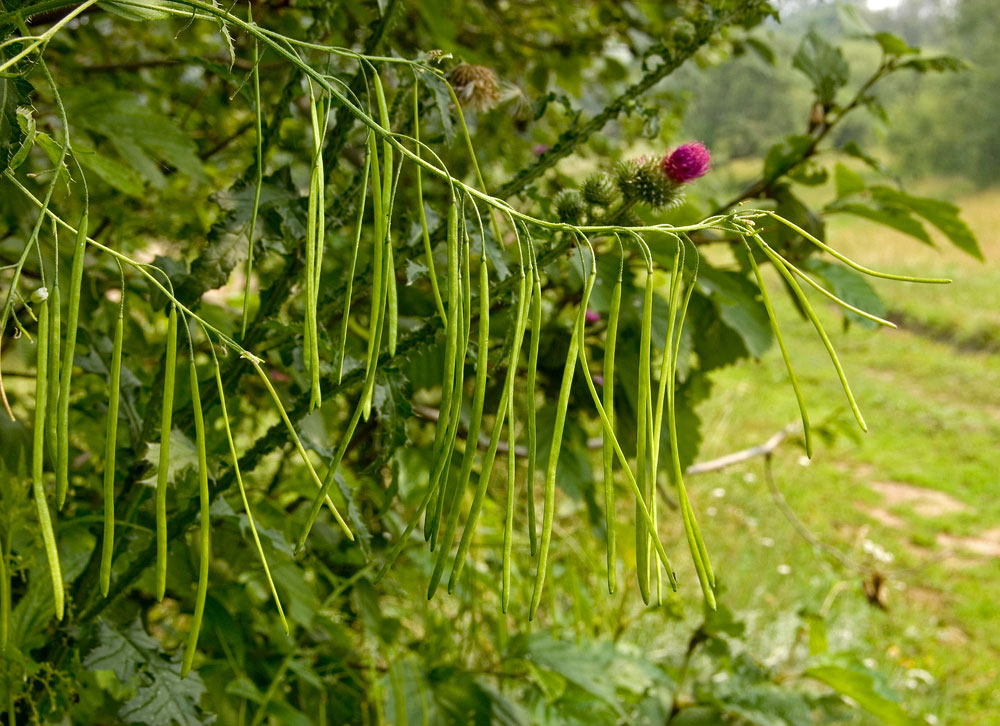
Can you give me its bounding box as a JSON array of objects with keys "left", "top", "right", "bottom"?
[
  {"left": 742, "top": 472, "right": 757, "bottom": 484},
  {"left": 711, "top": 487, "right": 726, "bottom": 498},
  {"left": 863, "top": 658, "right": 877, "bottom": 669},
  {"left": 706, "top": 506, "right": 718, "bottom": 517},
  {"left": 797, "top": 455, "right": 811, "bottom": 467},
  {"left": 925, "top": 715, "right": 939, "bottom": 725},
  {"left": 777, "top": 564, "right": 791, "bottom": 575},
  {"left": 761, "top": 537, "right": 774, "bottom": 547}
]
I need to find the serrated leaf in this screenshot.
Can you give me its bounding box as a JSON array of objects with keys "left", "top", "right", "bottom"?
[
  {"left": 85, "top": 618, "right": 161, "bottom": 683},
  {"left": 897, "top": 55, "right": 967, "bottom": 73},
  {"left": 8, "top": 106, "right": 35, "bottom": 171},
  {"left": 763, "top": 135, "right": 813, "bottom": 181},
  {"left": 792, "top": 31, "right": 849, "bottom": 105},
  {"left": 0, "top": 76, "right": 32, "bottom": 173},
  {"left": 120, "top": 663, "right": 213, "bottom": 726}
]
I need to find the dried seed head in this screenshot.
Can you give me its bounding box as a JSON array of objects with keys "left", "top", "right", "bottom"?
[
  {"left": 581, "top": 172, "right": 618, "bottom": 207},
  {"left": 554, "top": 189, "right": 586, "bottom": 225},
  {"left": 449, "top": 64, "right": 501, "bottom": 112}
]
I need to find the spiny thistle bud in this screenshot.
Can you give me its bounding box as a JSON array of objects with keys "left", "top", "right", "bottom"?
[
  {"left": 554, "top": 189, "right": 586, "bottom": 224},
  {"left": 449, "top": 64, "right": 501, "bottom": 112},
  {"left": 661, "top": 142, "right": 711, "bottom": 184},
  {"left": 581, "top": 172, "right": 618, "bottom": 207},
  {"left": 615, "top": 156, "right": 682, "bottom": 209}
]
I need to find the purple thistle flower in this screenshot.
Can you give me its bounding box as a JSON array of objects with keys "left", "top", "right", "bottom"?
[
  {"left": 661, "top": 142, "right": 711, "bottom": 184},
  {"left": 585, "top": 309, "right": 600, "bottom": 324},
  {"left": 533, "top": 144, "right": 549, "bottom": 156},
  {"left": 593, "top": 374, "right": 605, "bottom": 386}
]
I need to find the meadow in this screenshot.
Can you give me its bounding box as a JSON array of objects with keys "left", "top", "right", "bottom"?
[{"left": 671, "top": 183, "right": 1000, "bottom": 722}]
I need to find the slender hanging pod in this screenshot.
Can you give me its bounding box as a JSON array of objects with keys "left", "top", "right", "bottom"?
[
  {"left": 155, "top": 305, "right": 178, "bottom": 601},
  {"left": 182, "top": 356, "right": 210, "bottom": 678},
  {"left": 100, "top": 292, "right": 125, "bottom": 597},
  {"left": 32, "top": 291, "right": 64, "bottom": 619}
]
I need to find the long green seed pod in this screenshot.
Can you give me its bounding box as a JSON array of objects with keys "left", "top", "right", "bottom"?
[
  {"left": 414, "top": 82, "right": 446, "bottom": 324},
  {"left": 525, "top": 266, "right": 543, "bottom": 557},
  {"left": 155, "top": 305, "right": 178, "bottom": 601},
  {"left": 338, "top": 150, "right": 371, "bottom": 384},
  {"left": 0, "top": 534, "right": 8, "bottom": 650},
  {"left": 182, "top": 358, "right": 210, "bottom": 678},
  {"left": 635, "top": 274, "right": 654, "bottom": 605},
  {"left": 753, "top": 234, "right": 867, "bottom": 431},
  {"left": 602, "top": 269, "right": 622, "bottom": 594},
  {"left": 503, "top": 274, "right": 531, "bottom": 611},
  {"left": 427, "top": 254, "right": 490, "bottom": 600},
  {"left": 450, "top": 270, "right": 529, "bottom": 593},
  {"left": 742, "top": 238, "right": 812, "bottom": 458},
  {"left": 239, "top": 24, "right": 263, "bottom": 339},
  {"left": 386, "top": 243, "right": 398, "bottom": 357},
  {"left": 99, "top": 299, "right": 124, "bottom": 598},
  {"left": 32, "top": 293, "right": 64, "bottom": 619},
  {"left": 529, "top": 268, "right": 595, "bottom": 620},
  {"left": 56, "top": 213, "right": 87, "bottom": 509},
  {"left": 424, "top": 201, "right": 461, "bottom": 541},
  {"left": 213, "top": 356, "right": 288, "bottom": 634},
  {"left": 46, "top": 285, "right": 60, "bottom": 467}
]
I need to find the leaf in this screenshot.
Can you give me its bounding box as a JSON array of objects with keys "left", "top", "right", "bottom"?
[
  {"left": 0, "top": 76, "right": 32, "bottom": 173},
  {"left": 85, "top": 618, "right": 162, "bottom": 683},
  {"left": 806, "top": 664, "right": 914, "bottom": 725},
  {"left": 841, "top": 141, "right": 894, "bottom": 179},
  {"left": 120, "top": 664, "right": 214, "bottom": 726},
  {"left": 869, "top": 186, "right": 982, "bottom": 259},
  {"left": 8, "top": 105, "right": 35, "bottom": 171},
  {"left": 833, "top": 163, "right": 865, "bottom": 198},
  {"left": 871, "top": 32, "right": 917, "bottom": 56},
  {"left": 792, "top": 31, "right": 849, "bottom": 105},
  {"left": 76, "top": 146, "right": 146, "bottom": 197},
  {"left": 697, "top": 266, "right": 773, "bottom": 358},
  {"left": 763, "top": 135, "right": 813, "bottom": 181},
  {"left": 85, "top": 617, "right": 215, "bottom": 725},
  {"left": 829, "top": 202, "right": 933, "bottom": 246},
  {"left": 897, "top": 55, "right": 967, "bottom": 74},
  {"left": 420, "top": 71, "right": 455, "bottom": 141},
  {"left": 805, "top": 259, "right": 887, "bottom": 330}
]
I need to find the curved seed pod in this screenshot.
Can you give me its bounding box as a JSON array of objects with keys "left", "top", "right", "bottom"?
[
  {"left": 424, "top": 201, "right": 461, "bottom": 541},
  {"left": 213, "top": 356, "right": 288, "bottom": 633},
  {"left": 414, "top": 83, "right": 446, "bottom": 324},
  {"left": 529, "top": 267, "right": 595, "bottom": 620},
  {"left": 46, "top": 285, "right": 60, "bottom": 467},
  {"left": 337, "top": 149, "right": 371, "bottom": 385},
  {"left": 99, "top": 301, "right": 124, "bottom": 598},
  {"left": 602, "top": 269, "right": 622, "bottom": 594},
  {"left": 451, "top": 269, "right": 530, "bottom": 594},
  {"left": 753, "top": 234, "right": 867, "bottom": 431},
  {"left": 386, "top": 243, "right": 398, "bottom": 357},
  {"left": 56, "top": 213, "right": 87, "bottom": 509},
  {"left": 525, "top": 266, "right": 542, "bottom": 557},
  {"left": 181, "top": 358, "right": 210, "bottom": 678},
  {"left": 635, "top": 274, "right": 654, "bottom": 605},
  {"left": 155, "top": 306, "right": 178, "bottom": 601},
  {"left": 239, "top": 28, "right": 263, "bottom": 339},
  {"left": 0, "top": 534, "right": 8, "bottom": 649},
  {"left": 742, "top": 238, "right": 812, "bottom": 458},
  {"left": 427, "top": 254, "right": 489, "bottom": 600},
  {"left": 32, "top": 295, "right": 64, "bottom": 619},
  {"left": 503, "top": 273, "right": 531, "bottom": 612},
  {"left": 295, "top": 245, "right": 394, "bottom": 553}
]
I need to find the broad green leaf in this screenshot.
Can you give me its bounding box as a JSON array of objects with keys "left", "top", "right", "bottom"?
[
  {"left": 8, "top": 105, "right": 35, "bottom": 171},
  {"left": 829, "top": 202, "right": 933, "bottom": 246},
  {"left": 805, "top": 259, "right": 887, "bottom": 330},
  {"left": 0, "top": 76, "right": 32, "bottom": 173},
  {"left": 871, "top": 32, "right": 917, "bottom": 56},
  {"left": 76, "top": 147, "right": 146, "bottom": 197},
  {"left": 806, "top": 664, "right": 914, "bottom": 725},
  {"left": 698, "top": 266, "right": 773, "bottom": 358},
  {"left": 119, "top": 665, "right": 210, "bottom": 726},
  {"left": 897, "top": 55, "right": 967, "bottom": 73},
  {"left": 870, "top": 186, "right": 983, "bottom": 259},
  {"left": 763, "top": 135, "right": 813, "bottom": 181},
  {"left": 792, "top": 31, "right": 849, "bottom": 104},
  {"left": 833, "top": 163, "right": 865, "bottom": 198}
]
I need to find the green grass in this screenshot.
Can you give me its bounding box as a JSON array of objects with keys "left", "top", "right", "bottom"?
[{"left": 669, "top": 184, "right": 1000, "bottom": 723}]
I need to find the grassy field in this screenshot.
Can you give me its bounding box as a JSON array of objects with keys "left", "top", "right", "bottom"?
[{"left": 675, "top": 184, "right": 1000, "bottom": 723}]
